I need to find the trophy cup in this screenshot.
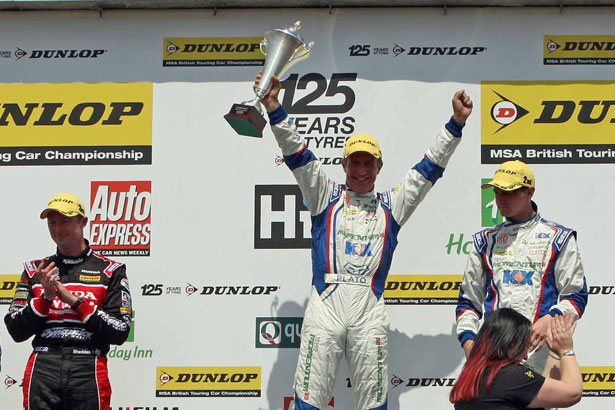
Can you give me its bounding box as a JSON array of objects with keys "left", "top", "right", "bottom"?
[{"left": 224, "top": 21, "right": 313, "bottom": 138}]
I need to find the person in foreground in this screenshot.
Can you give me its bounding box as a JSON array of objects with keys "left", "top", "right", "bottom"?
[
  {"left": 450, "top": 308, "right": 582, "bottom": 409},
  {"left": 455, "top": 160, "right": 588, "bottom": 373},
  {"left": 4, "top": 193, "right": 132, "bottom": 410},
  {"left": 256, "top": 74, "right": 472, "bottom": 410}
]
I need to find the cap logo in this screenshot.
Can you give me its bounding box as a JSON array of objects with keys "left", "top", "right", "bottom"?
[
  {"left": 349, "top": 139, "right": 378, "bottom": 148},
  {"left": 496, "top": 169, "right": 518, "bottom": 176}
]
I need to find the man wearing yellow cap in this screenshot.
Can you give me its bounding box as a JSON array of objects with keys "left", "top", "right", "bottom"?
[
  {"left": 255, "top": 74, "right": 472, "bottom": 410},
  {"left": 456, "top": 161, "right": 588, "bottom": 372},
  {"left": 5, "top": 193, "right": 132, "bottom": 410}
]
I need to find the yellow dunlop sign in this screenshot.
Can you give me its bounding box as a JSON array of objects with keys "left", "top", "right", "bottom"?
[
  {"left": 163, "top": 37, "right": 264, "bottom": 67},
  {"left": 581, "top": 366, "right": 615, "bottom": 397},
  {"left": 0, "top": 274, "right": 20, "bottom": 305},
  {"left": 384, "top": 274, "right": 462, "bottom": 305},
  {"left": 481, "top": 81, "right": 615, "bottom": 164},
  {"left": 544, "top": 35, "right": 615, "bottom": 65},
  {"left": 156, "top": 366, "right": 261, "bottom": 397},
  {"left": 0, "top": 82, "right": 152, "bottom": 166}
]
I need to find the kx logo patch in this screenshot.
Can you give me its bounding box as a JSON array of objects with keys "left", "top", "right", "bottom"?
[
  {"left": 503, "top": 270, "right": 534, "bottom": 285},
  {"left": 536, "top": 232, "right": 551, "bottom": 239},
  {"left": 345, "top": 242, "right": 373, "bottom": 257}
]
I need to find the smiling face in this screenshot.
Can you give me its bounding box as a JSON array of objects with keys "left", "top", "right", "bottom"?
[
  {"left": 494, "top": 186, "right": 535, "bottom": 222},
  {"left": 46, "top": 211, "right": 87, "bottom": 255},
  {"left": 342, "top": 152, "right": 383, "bottom": 194}
]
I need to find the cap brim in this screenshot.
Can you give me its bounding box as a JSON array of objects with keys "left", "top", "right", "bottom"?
[
  {"left": 481, "top": 181, "right": 523, "bottom": 191},
  {"left": 344, "top": 149, "right": 381, "bottom": 159},
  {"left": 40, "top": 208, "right": 81, "bottom": 219}
]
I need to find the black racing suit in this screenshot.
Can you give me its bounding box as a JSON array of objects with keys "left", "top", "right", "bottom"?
[{"left": 4, "top": 242, "right": 132, "bottom": 410}]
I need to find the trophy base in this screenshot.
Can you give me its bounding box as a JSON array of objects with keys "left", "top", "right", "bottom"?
[{"left": 224, "top": 103, "right": 267, "bottom": 138}]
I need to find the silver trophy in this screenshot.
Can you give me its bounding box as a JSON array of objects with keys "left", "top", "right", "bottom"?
[{"left": 224, "top": 21, "right": 314, "bottom": 137}]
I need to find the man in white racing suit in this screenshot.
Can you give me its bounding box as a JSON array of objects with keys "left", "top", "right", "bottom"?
[
  {"left": 456, "top": 160, "right": 588, "bottom": 372},
  {"left": 256, "top": 74, "right": 473, "bottom": 410}
]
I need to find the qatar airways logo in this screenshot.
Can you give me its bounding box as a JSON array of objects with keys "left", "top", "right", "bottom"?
[{"left": 90, "top": 181, "right": 151, "bottom": 256}]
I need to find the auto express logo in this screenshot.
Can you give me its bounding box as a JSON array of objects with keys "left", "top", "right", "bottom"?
[{"left": 254, "top": 185, "right": 311, "bottom": 249}]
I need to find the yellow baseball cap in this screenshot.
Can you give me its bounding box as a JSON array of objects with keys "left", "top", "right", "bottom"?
[
  {"left": 344, "top": 134, "right": 382, "bottom": 159},
  {"left": 40, "top": 193, "right": 86, "bottom": 219},
  {"left": 481, "top": 160, "right": 535, "bottom": 191}
]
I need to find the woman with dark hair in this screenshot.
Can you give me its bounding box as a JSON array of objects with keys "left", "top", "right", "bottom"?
[{"left": 450, "top": 308, "right": 582, "bottom": 409}]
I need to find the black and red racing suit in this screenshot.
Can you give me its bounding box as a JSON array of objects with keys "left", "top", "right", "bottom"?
[{"left": 4, "top": 242, "right": 132, "bottom": 410}]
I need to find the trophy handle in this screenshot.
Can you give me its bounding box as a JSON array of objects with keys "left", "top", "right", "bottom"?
[
  {"left": 260, "top": 38, "right": 268, "bottom": 56},
  {"left": 291, "top": 41, "right": 314, "bottom": 62}
]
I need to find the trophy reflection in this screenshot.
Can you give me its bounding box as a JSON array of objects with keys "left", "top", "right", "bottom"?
[{"left": 224, "top": 21, "right": 313, "bottom": 137}]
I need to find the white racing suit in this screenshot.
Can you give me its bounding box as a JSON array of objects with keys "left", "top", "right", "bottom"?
[
  {"left": 268, "top": 105, "right": 464, "bottom": 409},
  {"left": 455, "top": 205, "right": 588, "bottom": 371}
]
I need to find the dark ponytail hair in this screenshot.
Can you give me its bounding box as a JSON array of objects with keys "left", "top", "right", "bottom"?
[{"left": 450, "top": 308, "right": 532, "bottom": 403}]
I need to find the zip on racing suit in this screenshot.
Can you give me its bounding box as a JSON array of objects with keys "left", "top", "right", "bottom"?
[
  {"left": 455, "top": 203, "right": 588, "bottom": 371},
  {"left": 268, "top": 105, "right": 465, "bottom": 410},
  {"left": 4, "top": 241, "right": 132, "bottom": 410}
]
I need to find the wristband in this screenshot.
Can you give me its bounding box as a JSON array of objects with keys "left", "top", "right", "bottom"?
[
  {"left": 42, "top": 293, "right": 54, "bottom": 303},
  {"left": 71, "top": 297, "right": 84, "bottom": 310},
  {"left": 560, "top": 350, "right": 575, "bottom": 358}
]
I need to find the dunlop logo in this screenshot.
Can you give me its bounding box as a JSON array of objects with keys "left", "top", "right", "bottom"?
[
  {"left": 581, "top": 366, "right": 615, "bottom": 397},
  {"left": 481, "top": 81, "right": 615, "bottom": 164},
  {"left": 0, "top": 274, "right": 21, "bottom": 304},
  {"left": 544, "top": 35, "right": 615, "bottom": 65},
  {"left": 384, "top": 274, "right": 462, "bottom": 305},
  {"left": 156, "top": 366, "right": 261, "bottom": 398},
  {"left": 0, "top": 83, "right": 152, "bottom": 166},
  {"left": 163, "top": 37, "right": 264, "bottom": 67}
]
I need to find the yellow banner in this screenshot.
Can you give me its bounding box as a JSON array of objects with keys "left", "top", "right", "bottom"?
[
  {"left": 581, "top": 366, "right": 615, "bottom": 394},
  {"left": 0, "top": 83, "right": 152, "bottom": 147},
  {"left": 0, "top": 274, "right": 20, "bottom": 303},
  {"left": 163, "top": 37, "right": 264, "bottom": 66},
  {"left": 482, "top": 81, "right": 615, "bottom": 145},
  {"left": 545, "top": 35, "right": 615, "bottom": 59},
  {"left": 384, "top": 274, "right": 462, "bottom": 300},
  {"left": 156, "top": 366, "right": 261, "bottom": 391}
]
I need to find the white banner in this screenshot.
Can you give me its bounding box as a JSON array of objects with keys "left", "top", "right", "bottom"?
[{"left": 0, "top": 6, "right": 612, "bottom": 409}]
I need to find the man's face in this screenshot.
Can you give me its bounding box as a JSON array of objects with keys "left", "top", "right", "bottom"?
[
  {"left": 46, "top": 211, "right": 86, "bottom": 251},
  {"left": 342, "top": 152, "right": 382, "bottom": 194},
  {"left": 494, "top": 186, "right": 534, "bottom": 221}
]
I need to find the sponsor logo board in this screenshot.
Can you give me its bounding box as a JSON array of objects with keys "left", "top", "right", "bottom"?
[
  {"left": 0, "top": 274, "right": 21, "bottom": 304},
  {"left": 544, "top": 35, "right": 615, "bottom": 65},
  {"left": 256, "top": 317, "right": 302, "bottom": 348},
  {"left": 384, "top": 274, "right": 462, "bottom": 305},
  {"left": 254, "top": 185, "right": 311, "bottom": 249},
  {"left": 482, "top": 81, "right": 615, "bottom": 163},
  {"left": 349, "top": 44, "right": 486, "bottom": 58},
  {"left": 90, "top": 181, "right": 151, "bottom": 256},
  {"left": 163, "top": 37, "right": 263, "bottom": 67},
  {"left": 481, "top": 178, "right": 503, "bottom": 227},
  {"left": 0, "top": 47, "right": 108, "bottom": 61},
  {"left": 276, "top": 73, "right": 358, "bottom": 167},
  {"left": 156, "top": 367, "right": 261, "bottom": 397},
  {"left": 0, "top": 83, "right": 152, "bottom": 165},
  {"left": 582, "top": 366, "right": 615, "bottom": 396}
]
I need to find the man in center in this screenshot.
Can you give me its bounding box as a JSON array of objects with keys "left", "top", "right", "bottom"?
[{"left": 256, "top": 74, "right": 473, "bottom": 410}]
